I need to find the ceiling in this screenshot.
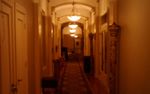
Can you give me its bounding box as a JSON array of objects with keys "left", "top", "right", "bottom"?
[{"left": 49, "top": 0, "right": 98, "bottom": 24}]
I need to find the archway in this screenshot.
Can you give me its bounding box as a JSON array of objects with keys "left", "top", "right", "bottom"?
[{"left": 61, "top": 22, "right": 84, "bottom": 61}]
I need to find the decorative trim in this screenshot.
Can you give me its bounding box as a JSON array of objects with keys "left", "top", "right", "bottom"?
[{"left": 108, "top": 23, "right": 120, "bottom": 94}]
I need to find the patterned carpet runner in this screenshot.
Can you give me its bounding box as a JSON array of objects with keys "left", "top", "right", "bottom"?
[{"left": 61, "top": 62, "right": 91, "bottom": 94}]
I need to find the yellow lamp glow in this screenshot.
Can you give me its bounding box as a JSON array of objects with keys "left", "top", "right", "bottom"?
[
  {"left": 69, "top": 29, "right": 76, "bottom": 33},
  {"left": 74, "top": 35, "right": 78, "bottom": 38},
  {"left": 70, "top": 34, "right": 75, "bottom": 37},
  {"left": 69, "top": 24, "right": 78, "bottom": 28},
  {"left": 67, "top": 15, "right": 80, "bottom": 21}
]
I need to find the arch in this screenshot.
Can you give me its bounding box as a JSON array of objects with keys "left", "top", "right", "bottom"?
[
  {"left": 51, "top": 2, "right": 96, "bottom": 11},
  {"left": 61, "top": 22, "right": 84, "bottom": 57},
  {"left": 51, "top": 3, "right": 95, "bottom": 18}
]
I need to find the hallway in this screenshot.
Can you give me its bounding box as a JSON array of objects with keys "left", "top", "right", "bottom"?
[{"left": 1, "top": 0, "right": 150, "bottom": 94}]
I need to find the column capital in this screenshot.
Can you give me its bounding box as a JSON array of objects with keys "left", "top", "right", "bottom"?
[{"left": 109, "top": 23, "right": 121, "bottom": 37}]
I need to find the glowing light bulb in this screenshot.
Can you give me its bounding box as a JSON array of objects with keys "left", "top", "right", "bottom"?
[
  {"left": 69, "top": 29, "right": 76, "bottom": 33},
  {"left": 67, "top": 15, "right": 81, "bottom": 21},
  {"left": 70, "top": 34, "right": 75, "bottom": 37},
  {"left": 74, "top": 35, "right": 78, "bottom": 38},
  {"left": 69, "top": 24, "right": 78, "bottom": 28}
]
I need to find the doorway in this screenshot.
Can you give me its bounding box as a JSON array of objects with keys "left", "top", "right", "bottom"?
[{"left": 61, "top": 24, "right": 83, "bottom": 61}]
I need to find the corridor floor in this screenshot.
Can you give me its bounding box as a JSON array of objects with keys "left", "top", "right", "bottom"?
[{"left": 60, "top": 62, "right": 91, "bottom": 94}]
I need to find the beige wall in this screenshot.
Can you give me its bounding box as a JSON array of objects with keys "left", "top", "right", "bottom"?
[
  {"left": 84, "top": 20, "right": 91, "bottom": 56},
  {"left": 63, "top": 35, "right": 74, "bottom": 51},
  {"left": 75, "top": 38, "right": 82, "bottom": 54},
  {"left": 118, "top": 0, "right": 150, "bottom": 94}
]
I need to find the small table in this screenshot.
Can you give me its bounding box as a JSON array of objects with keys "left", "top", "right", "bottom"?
[{"left": 41, "top": 77, "right": 58, "bottom": 94}]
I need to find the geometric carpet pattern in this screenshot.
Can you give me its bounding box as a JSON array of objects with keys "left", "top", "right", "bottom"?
[{"left": 61, "top": 62, "right": 91, "bottom": 94}]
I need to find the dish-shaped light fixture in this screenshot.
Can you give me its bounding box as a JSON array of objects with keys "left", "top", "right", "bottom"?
[
  {"left": 70, "top": 34, "right": 75, "bottom": 37},
  {"left": 69, "top": 29, "right": 76, "bottom": 33},
  {"left": 67, "top": 15, "right": 80, "bottom": 21},
  {"left": 70, "top": 34, "right": 78, "bottom": 38},
  {"left": 68, "top": 23, "right": 78, "bottom": 29},
  {"left": 74, "top": 35, "right": 78, "bottom": 38}
]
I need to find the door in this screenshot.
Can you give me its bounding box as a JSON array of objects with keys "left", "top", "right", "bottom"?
[
  {"left": 0, "top": 1, "right": 14, "bottom": 94},
  {"left": 15, "top": 3, "right": 28, "bottom": 94}
]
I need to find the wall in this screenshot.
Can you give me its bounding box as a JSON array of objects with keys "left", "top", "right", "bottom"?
[
  {"left": 39, "top": 0, "right": 51, "bottom": 77},
  {"left": 63, "top": 35, "right": 74, "bottom": 51},
  {"left": 118, "top": 0, "right": 150, "bottom": 94},
  {"left": 75, "top": 38, "right": 82, "bottom": 54},
  {"left": 33, "top": 0, "right": 54, "bottom": 93},
  {"left": 84, "top": 20, "right": 90, "bottom": 56},
  {"left": 96, "top": 0, "right": 110, "bottom": 93}
]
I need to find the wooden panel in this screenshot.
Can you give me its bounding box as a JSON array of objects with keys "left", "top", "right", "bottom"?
[
  {"left": 0, "top": 2, "right": 13, "bottom": 94},
  {"left": 15, "top": 3, "right": 28, "bottom": 94},
  {"left": 1, "top": 0, "right": 13, "bottom": 6}
]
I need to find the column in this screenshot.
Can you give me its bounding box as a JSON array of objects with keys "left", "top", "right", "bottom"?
[{"left": 108, "top": 23, "right": 120, "bottom": 94}]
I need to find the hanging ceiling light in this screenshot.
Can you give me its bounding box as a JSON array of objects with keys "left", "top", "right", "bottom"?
[
  {"left": 69, "top": 29, "right": 76, "bottom": 33},
  {"left": 70, "top": 34, "right": 75, "bottom": 37},
  {"left": 67, "top": 0, "right": 81, "bottom": 21},
  {"left": 70, "top": 34, "right": 78, "bottom": 38},
  {"left": 67, "top": 16, "right": 80, "bottom": 21},
  {"left": 74, "top": 35, "right": 78, "bottom": 38},
  {"left": 68, "top": 23, "right": 78, "bottom": 28}
]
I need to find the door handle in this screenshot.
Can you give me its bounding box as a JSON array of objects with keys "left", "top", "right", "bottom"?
[
  {"left": 11, "top": 84, "right": 17, "bottom": 92},
  {"left": 18, "top": 79, "right": 22, "bottom": 82}
]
